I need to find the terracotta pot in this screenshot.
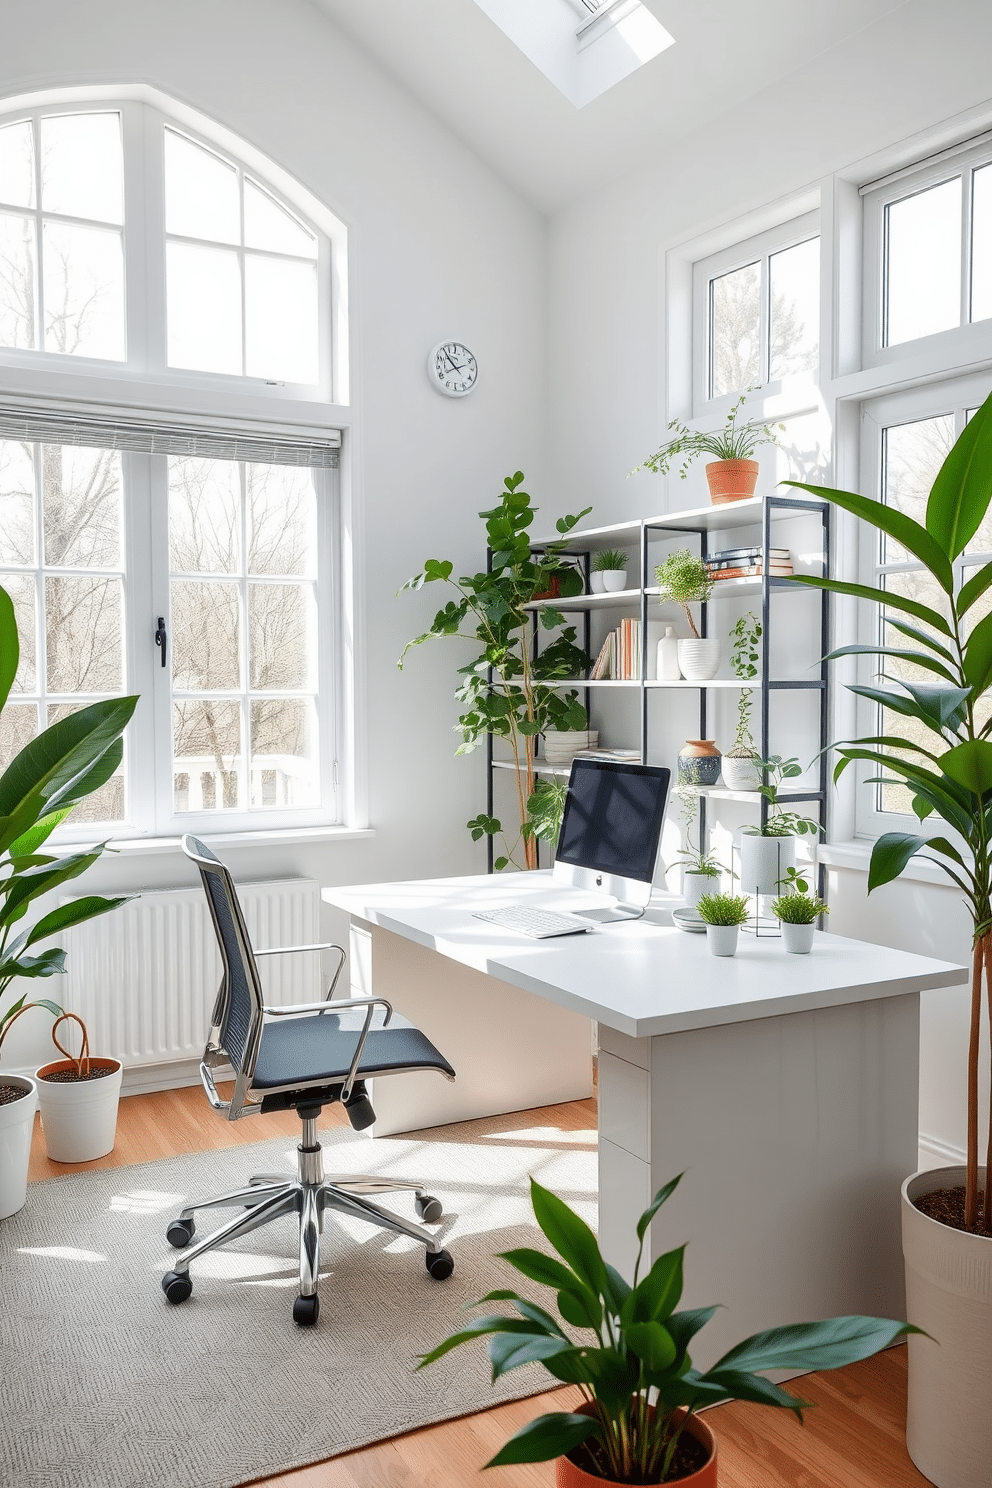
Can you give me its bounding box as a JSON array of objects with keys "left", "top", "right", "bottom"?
[
  {"left": 556, "top": 1405, "right": 717, "bottom": 1487},
  {"left": 704, "top": 459, "right": 759, "bottom": 504}
]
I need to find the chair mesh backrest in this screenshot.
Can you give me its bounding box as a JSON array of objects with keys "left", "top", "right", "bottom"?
[{"left": 184, "top": 836, "right": 260, "bottom": 1073}]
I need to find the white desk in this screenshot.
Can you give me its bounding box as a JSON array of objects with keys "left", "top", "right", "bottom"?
[{"left": 324, "top": 871, "right": 966, "bottom": 1366}]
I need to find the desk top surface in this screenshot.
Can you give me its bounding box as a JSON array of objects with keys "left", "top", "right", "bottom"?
[{"left": 323, "top": 872, "right": 967, "bottom": 1039}]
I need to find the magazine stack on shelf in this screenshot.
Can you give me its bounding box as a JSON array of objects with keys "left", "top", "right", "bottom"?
[{"left": 704, "top": 545, "right": 793, "bottom": 580}]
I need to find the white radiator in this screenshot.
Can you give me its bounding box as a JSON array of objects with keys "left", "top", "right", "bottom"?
[{"left": 60, "top": 879, "right": 322, "bottom": 1072}]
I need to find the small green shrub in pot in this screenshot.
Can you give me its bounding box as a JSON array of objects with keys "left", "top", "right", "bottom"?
[
  {"left": 696, "top": 892, "right": 751, "bottom": 959},
  {"left": 592, "top": 548, "right": 629, "bottom": 573},
  {"left": 771, "top": 894, "right": 829, "bottom": 925}
]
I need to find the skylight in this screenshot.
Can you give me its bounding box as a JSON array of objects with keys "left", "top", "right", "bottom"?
[{"left": 471, "top": 0, "right": 674, "bottom": 108}]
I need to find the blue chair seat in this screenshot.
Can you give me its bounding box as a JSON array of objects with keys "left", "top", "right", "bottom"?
[{"left": 253, "top": 1011, "right": 455, "bottom": 1090}]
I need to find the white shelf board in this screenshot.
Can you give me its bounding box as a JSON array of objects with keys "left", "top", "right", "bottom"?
[
  {"left": 527, "top": 588, "right": 641, "bottom": 611},
  {"left": 646, "top": 678, "right": 752, "bottom": 689},
  {"left": 531, "top": 494, "right": 824, "bottom": 550},
  {"left": 491, "top": 758, "right": 572, "bottom": 777},
  {"left": 546, "top": 678, "right": 643, "bottom": 688}
]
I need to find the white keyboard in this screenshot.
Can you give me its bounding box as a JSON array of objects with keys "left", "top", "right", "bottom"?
[{"left": 474, "top": 905, "right": 592, "bottom": 939}]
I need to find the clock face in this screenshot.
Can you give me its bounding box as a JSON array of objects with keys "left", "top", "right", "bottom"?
[{"left": 428, "top": 341, "right": 478, "bottom": 397}]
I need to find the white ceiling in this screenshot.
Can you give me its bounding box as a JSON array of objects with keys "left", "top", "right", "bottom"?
[{"left": 310, "top": 0, "right": 910, "bottom": 212}]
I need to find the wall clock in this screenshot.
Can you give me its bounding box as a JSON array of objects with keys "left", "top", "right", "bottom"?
[{"left": 428, "top": 341, "right": 478, "bottom": 397}]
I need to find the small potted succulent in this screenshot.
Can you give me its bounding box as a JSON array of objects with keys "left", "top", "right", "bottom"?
[
  {"left": 634, "top": 394, "right": 780, "bottom": 504},
  {"left": 591, "top": 549, "right": 629, "bottom": 593},
  {"left": 418, "top": 1173, "right": 916, "bottom": 1484},
  {"left": 695, "top": 892, "right": 751, "bottom": 957},
  {"left": 653, "top": 550, "right": 718, "bottom": 681},
  {"left": 722, "top": 613, "right": 762, "bottom": 791},
  {"left": 771, "top": 868, "right": 828, "bottom": 953},
  {"left": 738, "top": 756, "right": 821, "bottom": 897}
]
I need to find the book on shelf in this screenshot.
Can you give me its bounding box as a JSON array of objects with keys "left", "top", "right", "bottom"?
[
  {"left": 590, "top": 621, "right": 642, "bottom": 680},
  {"left": 707, "top": 546, "right": 790, "bottom": 566},
  {"left": 709, "top": 563, "right": 794, "bottom": 580},
  {"left": 590, "top": 632, "right": 615, "bottom": 680}
]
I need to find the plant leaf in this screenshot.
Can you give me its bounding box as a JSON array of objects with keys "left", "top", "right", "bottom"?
[
  {"left": 22, "top": 895, "right": 130, "bottom": 949},
  {"left": 697, "top": 1367, "right": 810, "bottom": 1418},
  {"left": 530, "top": 1178, "right": 607, "bottom": 1297},
  {"left": 825, "top": 643, "right": 959, "bottom": 685},
  {"left": 498, "top": 1247, "right": 581, "bottom": 1293},
  {"left": 622, "top": 1246, "right": 684, "bottom": 1325},
  {"left": 926, "top": 388, "right": 992, "bottom": 557},
  {"left": 784, "top": 573, "right": 953, "bottom": 634},
  {"left": 484, "top": 1413, "right": 598, "bottom": 1469},
  {"left": 488, "top": 1331, "right": 576, "bottom": 1381},
  {"left": 636, "top": 1173, "right": 683, "bottom": 1244},
  {"left": 941, "top": 739, "right": 992, "bottom": 796},
  {"left": 956, "top": 559, "right": 992, "bottom": 617},
  {"left": 624, "top": 1320, "right": 676, "bottom": 1373},
  {"left": 783, "top": 482, "right": 954, "bottom": 592},
  {"left": 868, "top": 833, "right": 927, "bottom": 891},
  {"left": 0, "top": 584, "right": 18, "bottom": 716},
  {"left": 712, "top": 1315, "right": 920, "bottom": 1375}
]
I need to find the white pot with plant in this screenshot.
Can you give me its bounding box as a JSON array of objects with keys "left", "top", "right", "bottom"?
[
  {"left": 739, "top": 756, "right": 820, "bottom": 897},
  {"left": 654, "top": 550, "right": 719, "bottom": 681},
  {"left": 771, "top": 870, "right": 828, "bottom": 953},
  {"left": 592, "top": 548, "right": 628, "bottom": 592},
  {"left": 673, "top": 784, "right": 721, "bottom": 909},
  {"left": 35, "top": 1013, "right": 123, "bottom": 1163},
  {"left": 0, "top": 1074, "right": 37, "bottom": 1220},
  {"left": 696, "top": 892, "right": 751, "bottom": 956},
  {"left": 543, "top": 728, "right": 599, "bottom": 766},
  {"left": 632, "top": 393, "right": 781, "bottom": 504},
  {"left": 722, "top": 612, "right": 763, "bottom": 790}
]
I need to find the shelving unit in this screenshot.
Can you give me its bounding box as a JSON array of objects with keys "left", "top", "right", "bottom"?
[{"left": 485, "top": 493, "right": 830, "bottom": 879}]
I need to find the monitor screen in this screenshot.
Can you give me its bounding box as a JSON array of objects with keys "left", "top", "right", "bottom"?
[{"left": 555, "top": 760, "right": 670, "bottom": 884}]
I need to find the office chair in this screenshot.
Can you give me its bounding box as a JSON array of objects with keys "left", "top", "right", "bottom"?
[{"left": 161, "top": 835, "right": 456, "bottom": 1326}]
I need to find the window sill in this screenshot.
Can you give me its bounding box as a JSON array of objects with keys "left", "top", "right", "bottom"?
[
  {"left": 103, "top": 825, "right": 375, "bottom": 857},
  {"left": 818, "top": 839, "right": 956, "bottom": 888}
]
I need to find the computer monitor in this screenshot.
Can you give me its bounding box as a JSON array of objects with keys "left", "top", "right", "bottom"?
[{"left": 553, "top": 758, "right": 671, "bottom": 921}]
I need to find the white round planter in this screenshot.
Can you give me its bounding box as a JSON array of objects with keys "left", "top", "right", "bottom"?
[
  {"left": 682, "top": 870, "right": 717, "bottom": 910},
  {"left": 780, "top": 920, "right": 815, "bottom": 953},
  {"left": 677, "top": 639, "right": 720, "bottom": 682},
  {"left": 721, "top": 754, "right": 761, "bottom": 791},
  {"left": 589, "top": 572, "right": 606, "bottom": 593},
  {"left": 0, "top": 1075, "right": 37, "bottom": 1219},
  {"left": 36, "top": 1058, "right": 123, "bottom": 1162},
  {"left": 705, "top": 924, "right": 739, "bottom": 957},
  {"left": 543, "top": 730, "right": 599, "bottom": 766},
  {"left": 902, "top": 1166, "right": 992, "bottom": 1488},
  {"left": 739, "top": 830, "right": 795, "bottom": 896},
  {"left": 601, "top": 570, "right": 628, "bottom": 591}
]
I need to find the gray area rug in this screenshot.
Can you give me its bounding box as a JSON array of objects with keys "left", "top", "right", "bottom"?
[{"left": 1, "top": 1113, "right": 596, "bottom": 1488}]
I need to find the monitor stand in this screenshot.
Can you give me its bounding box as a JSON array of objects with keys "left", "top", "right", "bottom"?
[{"left": 574, "top": 902, "right": 645, "bottom": 924}]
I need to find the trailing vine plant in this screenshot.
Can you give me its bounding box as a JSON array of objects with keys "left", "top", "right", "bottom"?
[{"left": 728, "top": 612, "right": 762, "bottom": 758}]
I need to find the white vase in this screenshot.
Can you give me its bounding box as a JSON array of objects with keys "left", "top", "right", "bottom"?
[
  {"left": 656, "top": 626, "right": 680, "bottom": 681},
  {"left": 602, "top": 570, "right": 628, "bottom": 591},
  {"left": 721, "top": 754, "right": 761, "bottom": 791},
  {"left": 35, "top": 1058, "right": 123, "bottom": 1162},
  {"left": 682, "top": 870, "right": 714, "bottom": 910},
  {"left": 543, "top": 729, "right": 599, "bottom": 766},
  {"left": 705, "top": 924, "right": 739, "bottom": 957},
  {"left": 739, "top": 830, "right": 795, "bottom": 896},
  {"left": 0, "top": 1075, "right": 37, "bottom": 1218},
  {"left": 780, "top": 919, "right": 815, "bottom": 953},
  {"left": 590, "top": 572, "right": 606, "bottom": 593},
  {"left": 902, "top": 1166, "right": 992, "bottom": 1488},
  {"left": 677, "top": 639, "right": 720, "bottom": 682}
]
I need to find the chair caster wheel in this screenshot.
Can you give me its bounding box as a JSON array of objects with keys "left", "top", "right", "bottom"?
[
  {"left": 166, "top": 1218, "right": 195, "bottom": 1248},
  {"left": 293, "top": 1294, "right": 320, "bottom": 1326},
  {"left": 162, "top": 1270, "right": 193, "bottom": 1304},
  {"left": 416, "top": 1193, "right": 443, "bottom": 1224},
  {"left": 426, "top": 1248, "right": 454, "bottom": 1280}
]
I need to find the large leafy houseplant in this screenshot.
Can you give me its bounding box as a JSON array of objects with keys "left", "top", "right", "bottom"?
[
  {"left": 784, "top": 387, "right": 992, "bottom": 1232},
  {"left": 419, "top": 1173, "right": 915, "bottom": 1483},
  {"left": 400, "top": 473, "right": 592, "bottom": 870},
  {"left": 0, "top": 583, "right": 138, "bottom": 1066}
]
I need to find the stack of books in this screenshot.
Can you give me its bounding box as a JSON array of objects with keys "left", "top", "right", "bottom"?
[
  {"left": 590, "top": 619, "right": 642, "bottom": 680},
  {"left": 574, "top": 747, "right": 642, "bottom": 762},
  {"left": 704, "top": 545, "right": 793, "bottom": 580}
]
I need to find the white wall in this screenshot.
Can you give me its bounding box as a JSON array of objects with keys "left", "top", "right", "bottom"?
[
  {"left": 0, "top": 0, "right": 547, "bottom": 1069},
  {"left": 546, "top": 0, "right": 992, "bottom": 1164}
]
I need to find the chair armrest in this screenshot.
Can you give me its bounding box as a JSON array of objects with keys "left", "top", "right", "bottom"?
[
  {"left": 263, "top": 994, "right": 393, "bottom": 1104},
  {"left": 254, "top": 942, "right": 346, "bottom": 1000}
]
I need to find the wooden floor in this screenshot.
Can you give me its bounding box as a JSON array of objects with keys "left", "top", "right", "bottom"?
[{"left": 28, "top": 1087, "right": 930, "bottom": 1488}]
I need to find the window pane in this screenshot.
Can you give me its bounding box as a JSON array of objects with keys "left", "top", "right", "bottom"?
[
  {"left": 244, "top": 181, "right": 316, "bottom": 257},
  {"left": 42, "top": 220, "right": 125, "bottom": 359},
  {"left": 250, "top": 699, "right": 316, "bottom": 807},
  {"left": 0, "top": 121, "right": 35, "bottom": 209},
  {"left": 972, "top": 165, "right": 992, "bottom": 324},
  {"left": 0, "top": 701, "right": 38, "bottom": 772},
  {"left": 45, "top": 574, "right": 122, "bottom": 692},
  {"left": 0, "top": 439, "right": 35, "bottom": 564},
  {"left": 247, "top": 465, "right": 316, "bottom": 577},
  {"left": 166, "top": 241, "right": 242, "bottom": 374},
  {"left": 171, "top": 579, "right": 240, "bottom": 691},
  {"left": 885, "top": 178, "right": 961, "bottom": 346},
  {"left": 46, "top": 700, "right": 125, "bottom": 820},
  {"left": 710, "top": 261, "right": 760, "bottom": 398},
  {"left": 173, "top": 699, "right": 243, "bottom": 811},
  {"left": 882, "top": 415, "right": 955, "bottom": 560},
  {"left": 878, "top": 569, "right": 954, "bottom": 814},
  {"left": 249, "top": 582, "right": 313, "bottom": 689},
  {"left": 42, "top": 445, "right": 121, "bottom": 567},
  {"left": 245, "top": 255, "right": 318, "bottom": 383},
  {"left": 40, "top": 113, "right": 122, "bottom": 225},
  {"left": 169, "top": 457, "right": 240, "bottom": 574},
  {"left": 769, "top": 237, "right": 819, "bottom": 380},
  {"left": 4, "top": 573, "right": 36, "bottom": 691},
  {"left": 0, "top": 212, "right": 36, "bottom": 349},
  {"left": 164, "top": 130, "right": 239, "bottom": 245}
]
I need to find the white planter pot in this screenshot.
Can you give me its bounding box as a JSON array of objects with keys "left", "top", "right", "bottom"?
[
  {"left": 677, "top": 639, "right": 720, "bottom": 682},
  {"left": 739, "top": 831, "right": 795, "bottom": 896},
  {"left": 705, "top": 924, "right": 739, "bottom": 957},
  {"left": 682, "top": 870, "right": 717, "bottom": 910},
  {"left": 780, "top": 919, "right": 815, "bottom": 954},
  {"left": 0, "top": 1075, "right": 37, "bottom": 1219},
  {"left": 721, "top": 754, "right": 761, "bottom": 791},
  {"left": 902, "top": 1166, "right": 992, "bottom": 1488},
  {"left": 543, "top": 730, "right": 599, "bottom": 766},
  {"left": 36, "top": 1058, "right": 123, "bottom": 1162},
  {"left": 601, "top": 570, "right": 627, "bottom": 591},
  {"left": 589, "top": 572, "right": 606, "bottom": 593}
]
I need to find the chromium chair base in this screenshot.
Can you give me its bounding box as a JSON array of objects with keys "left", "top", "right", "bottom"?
[{"left": 161, "top": 1116, "right": 454, "bottom": 1324}]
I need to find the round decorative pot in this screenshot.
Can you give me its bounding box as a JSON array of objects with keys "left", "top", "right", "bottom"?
[
  {"left": 705, "top": 459, "right": 760, "bottom": 504},
  {"left": 0, "top": 1075, "right": 37, "bottom": 1219},
  {"left": 780, "top": 920, "right": 815, "bottom": 954},
  {"left": 35, "top": 1057, "right": 123, "bottom": 1162},
  {"left": 677, "top": 639, "right": 720, "bottom": 682},
  {"left": 590, "top": 572, "right": 606, "bottom": 594},
  {"left": 902, "top": 1165, "right": 992, "bottom": 1488},
  {"left": 677, "top": 740, "right": 721, "bottom": 787},
  {"left": 720, "top": 753, "right": 761, "bottom": 791},
  {"left": 543, "top": 730, "right": 599, "bottom": 767},
  {"left": 705, "top": 923, "right": 739, "bottom": 957},
  {"left": 738, "top": 830, "right": 795, "bottom": 896},
  {"left": 682, "top": 870, "right": 716, "bottom": 910},
  {"left": 556, "top": 1404, "right": 717, "bottom": 1487},
  {"left": 601, "top": 570, "right": 628, "bottom": 592}
]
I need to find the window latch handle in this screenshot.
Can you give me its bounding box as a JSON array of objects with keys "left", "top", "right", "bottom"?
[{"left": 154, "top": 617, "right": 167, "bottom": 668}]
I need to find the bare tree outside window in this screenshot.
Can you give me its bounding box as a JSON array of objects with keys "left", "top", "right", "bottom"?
[{"left": 710, "top": 241, "right": 819, "bottom": 399}]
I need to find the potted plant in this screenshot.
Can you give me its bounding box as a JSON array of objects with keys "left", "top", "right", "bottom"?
[
  {"left": 634, "top": 394, "right": 780, "bottom": 504},
  {"left": 783, "top": 387, "right": 992, "bottom": 1486},
  {"left": 738, "top": 756, "right": 820, "bottom": 897},
  {"left": 0, "top": 583, "right": 137, "bottom": 1213},
  {"left": 673, "top": 787, "right": 721, "bottom": 909},
  {"left": 653, "top": 550, "right": 718, "bottom": 681},
  {"left": 696, "top": 892, "right": 751, "bottom": 956},
  {"left": 771, "top": 871, "right": 829, "bottom": 954},
  {"left": 418, "top": 1172, "right": 916, "bottom": 1484},
  {"left": 591, "top": 549, "right": 629, "bottom": 593},
  {"left": 33, "top": 1012, "right": 123, "bottom": 1162},
  {"left": 400, "top": 472, "right": 593, "bottom": 870},
  {"left": 721, "top": 613, "right": 762, "bottom": 791}
]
